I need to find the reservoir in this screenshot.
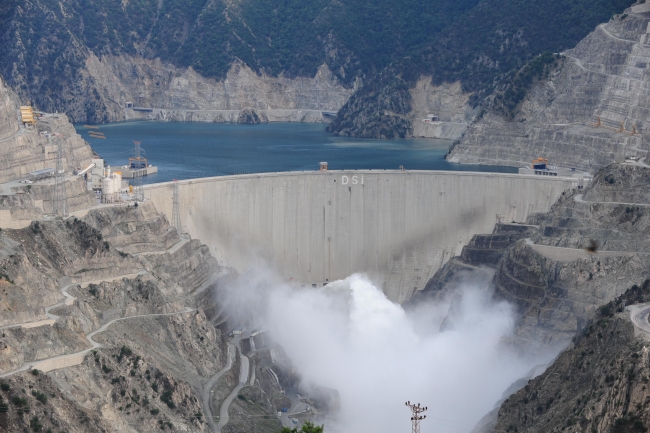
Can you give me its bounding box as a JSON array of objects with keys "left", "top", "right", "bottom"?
[{"left": 76, "top": 122, "right": 516, "bottom": 184}]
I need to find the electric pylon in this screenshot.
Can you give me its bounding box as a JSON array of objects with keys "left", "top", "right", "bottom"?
[
  {"left": 132, "top": 140, "right": 144, "bottom": 201},
  {"left": 133, "top": 140, "right": 142, "bottom": 159},
  {"left": 171, "top": 179, "right": 181, "bottom": 233},
  {"left": 405, "top": 401, "right": 427, "bottom": 433},
  {"left": 52, "top": 136, "right": 68, "bottom": 217}
]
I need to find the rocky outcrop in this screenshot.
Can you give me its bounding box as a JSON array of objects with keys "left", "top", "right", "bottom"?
[
  {"left": 0, "top": 201, "right": 252, "bottom": 433},
  {"left": 409, "top": 80, "right": 476, "bottom": 140},
  {"left": 83, "top": 202, "right": 178, "bottom": 254},
  {"left": 488, "top": 282, "right": 650, "bottom": 433},
  {"left": 237, "top": 107, "right": 266, "bottom": 124},
  {"left": 448, "top": 7, "right": 650, "bottom": 171},
  {"left": 327, "top": 73, "right": 413, "bottom": 138},
  {"left": 12, "top": 49, "right": 355, "bottom": 124},
  {"left": 461, "top": 223, "right": 536, "bottom": 266},
  {"left": 418, "top": 164, "right": 650, "bottom": 353},
  {"left": 0, "top": 317, "right": 90, "bottom": 373},
  {"left": 0, "top": 76, "right": 93, "bottom": 183}
]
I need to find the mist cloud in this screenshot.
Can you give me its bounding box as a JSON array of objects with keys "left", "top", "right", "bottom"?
[{"left": 216, "top": 271, "right": 549, "bottom": 433}]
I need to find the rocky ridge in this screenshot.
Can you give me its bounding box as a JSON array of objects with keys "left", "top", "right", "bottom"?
[
  {"left": 415, "top": 164, "right": 650, "bottom": 353},
  {"left": 485, "top": 282, "right": 650, "bottom": 433},
  {"left": 0, "top": 76, "right": 93, "bottom": 183},
  {"left": 0, "top": 202, "right": 288, "bottom": 433},
  {"left": 85, "top": 58, "right": 355, "bottom": 124},
  {"left": 448, "top": 4, "right": 650, "bottom": 170}
]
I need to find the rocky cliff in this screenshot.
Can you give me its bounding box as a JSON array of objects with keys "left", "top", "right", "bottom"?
[
  {"left": 1, "top": 0, "right": 634, "bottom": 130},
  {"left": 449, "top": 4, "right": 650, "bottom": 170},
  {"left": 415, "top": 164, "right": 650, "bottom": 353},
  {"left": 79, "top": 56, "right": 355, "bottom": 124},
  {"left": 0, "top": 76, "right": 93, "bottom": 182},
  {"left": 484, "top": 282, "right": 650, "bottom": 433},
  {"left": 0, "top": 202, "right": 288, "bottom": 433},
  {"left": 1, "top": 0, "right": 455, "bottom": 124}
]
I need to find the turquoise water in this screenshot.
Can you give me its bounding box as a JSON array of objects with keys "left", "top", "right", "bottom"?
[{"left": 75, "top": 122, "right": 516, "bottom": 184}]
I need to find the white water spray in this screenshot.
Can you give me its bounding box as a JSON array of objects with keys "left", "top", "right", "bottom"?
[{"left": 217, "top": 272, "right": 548, "bottom": 433}]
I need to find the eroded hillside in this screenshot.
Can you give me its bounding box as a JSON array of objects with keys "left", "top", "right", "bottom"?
[
  {"left": 0, "top": 203, "right": 293, "bottom": 433},
  {"left": 0, "top": 0, "right": 634, "bottom": 127},
  {"left": 414, "top": 164, "right": 650, "bottom": 353},
  {"left": 487, "top": 282, "right": 650, "bottom": 433},
  {"left": 449, "top": 3, "right": 650, "bottom": 170}
]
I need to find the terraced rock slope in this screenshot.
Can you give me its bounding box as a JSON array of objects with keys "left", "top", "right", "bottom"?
[{"left": 449, "top": 4, "right": 650, "bottom": 170}]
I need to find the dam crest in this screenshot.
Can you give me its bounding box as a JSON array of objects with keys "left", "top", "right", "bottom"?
[{"left": 145, "top": 170, "right": 577, "bottom": 302}]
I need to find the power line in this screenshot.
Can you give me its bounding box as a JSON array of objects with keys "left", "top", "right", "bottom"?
[
  {"left": 133, "top": 140, "right": 144, "bottom": 202},
  {"left": 171, "top": 180, "right": 181, "bottom": 233},
  {"left": 406, "top": 401, "right": 427, "bottom": 433}
]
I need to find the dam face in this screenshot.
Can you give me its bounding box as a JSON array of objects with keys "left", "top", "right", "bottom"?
[{"left": 145, "top": 170, "right": 577, "bottom": 302}]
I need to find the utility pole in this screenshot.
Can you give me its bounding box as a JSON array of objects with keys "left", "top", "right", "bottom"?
[
  {"left": 52, "top": 136, "right": 68, "bottom": 217},
  {"left": 171, "top": 179, "right": 181, "bottom": 233},
  {"left": 405, "top": 401, "right": 427, "bottom": 433}
]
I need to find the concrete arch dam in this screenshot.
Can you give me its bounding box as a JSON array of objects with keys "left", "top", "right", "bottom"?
[{"left": 145, "top": 171, "right": 576, "bottom": 302}]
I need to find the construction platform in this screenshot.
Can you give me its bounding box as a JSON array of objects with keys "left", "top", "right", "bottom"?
[{"left": 119, "top": 165, "right": 158, "bottom": 179}]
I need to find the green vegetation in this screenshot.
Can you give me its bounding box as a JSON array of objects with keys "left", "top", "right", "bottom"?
[
  {"left": 612, "top": 415, "right": 647, "bottom": 433},
  {"left": 0, "top": 272, "right": 14, "bottom": 284},
  {"left": 0, "top": 0, "right": 637, "bottom": 126},
  {"left": 31, "top": 390, "right": 48, "bottom": 404},
  {"left": 1, "top": 0, "right": 634, "bottom": 90},
  {"left": 408, "top": 0, "right": 633, "bottom": 96},
  {"left": 116, "top": 346, "right": 133, "bottom": 363},
  {"left": 280, "top": 421, "right": 324, "bottom": 433},
  {"left": 494, "top": 52, "right": 562, "bottom": 118},
  {"left": 12, "top": 395, "right": 29, "bottom": 413},
  {"left": 160, "top": 390, "right": 175, "bottom": 409},
  {"left": 30, "top": 415, "right": 43, "bottom": 432}
]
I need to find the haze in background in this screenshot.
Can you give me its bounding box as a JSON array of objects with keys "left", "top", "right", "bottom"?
[
  {"left": 76, "top": 122, "right": 516, "bottom": 184},
  {"left": 216, "top": 271, "right": 553, "bottom": 433}
]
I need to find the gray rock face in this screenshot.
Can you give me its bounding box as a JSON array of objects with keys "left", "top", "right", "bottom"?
[
  {"left": 418, "top": 164, "right": 650, "bottom": 353},
  {"left": 33, "top": 53, "right": 355, "bottom": 124},
  {"left": 448, "top": 9, "right": 650, "bottom": 171},
  {"left": 0, "top": 76, "right": 93, "bottom": 183},
  {"left": 237, "top": 108, "right": 266, "bottom": 124},
  {"left": 489, "top": 283, "right": 650, "bottom": 433},
  {"left": 409, "top": 79, "right": 476, "bottom": 140}
]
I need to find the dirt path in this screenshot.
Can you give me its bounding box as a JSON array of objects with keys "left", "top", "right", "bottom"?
[{"left": 0, "top": 269, "right": 196, "bottom": 378}]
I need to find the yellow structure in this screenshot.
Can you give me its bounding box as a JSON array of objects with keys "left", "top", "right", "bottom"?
[
  {"left": 20, "top": 106, "right": 36, "bottom": 125},
  {"left": 531, "top": 157, "right": 549, "bottom": 169},
  {"left": 593, "top": 116, "right": 637, "bottom": 135}
]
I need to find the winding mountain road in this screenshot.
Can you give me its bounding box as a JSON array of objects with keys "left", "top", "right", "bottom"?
[
  {"left": 203, "top": 344, "right": 236, "bottom": 432},
  {"left": 629, "top": 304, "right": 650, "bottom": 337},
  {"left": 0, "top": 269, "right": 195, "bottom": 378},
  {"left": 216, "top": 337, "right": 250, "bottom": 433}
]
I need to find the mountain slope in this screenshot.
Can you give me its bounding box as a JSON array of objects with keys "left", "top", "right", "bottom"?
[
  {"left": 0, "top": 0, "right": 635, "bottom": 124},
  {"left": 447, "top": 4, "right": 650, "bottom": 170},
  {"left": 486, "top": 282, "right": 650, "bottom": 433},
  {"left": 327, "top": 0, "right": 635, "bottom": 138},
  {"left": 0, "top": 0, "right": 480, "bottom": 122}
]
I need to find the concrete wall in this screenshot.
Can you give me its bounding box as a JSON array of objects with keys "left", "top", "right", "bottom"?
[{"left": 145, "top": 171, "right": 577, "bottom": 302}]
